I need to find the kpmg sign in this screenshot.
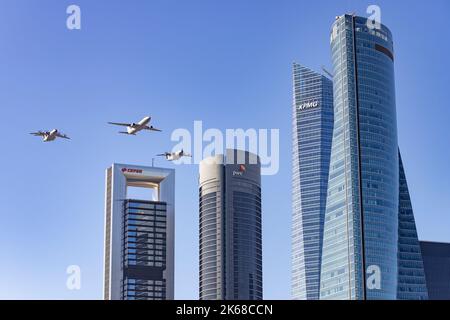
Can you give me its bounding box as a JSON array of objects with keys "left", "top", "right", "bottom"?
[{"left": 297, "top": 100, "right": 319, "bottom": 111}]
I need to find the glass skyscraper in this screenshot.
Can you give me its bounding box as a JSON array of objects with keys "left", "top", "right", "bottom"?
[
  {"left": 397, "top": 152, "right": 428, "bottom": 300},
  {"left": 199, "top": 149, "right": 262, "bottom": 300},
  {"left": 320, "top": 14, "right": 400, "bottom": 300},
  {"left": 103, "top": 164, "right": 175, "bottom": 300},
  {"left": 291, "top": 63, "right": 334, "bottom": 300}
]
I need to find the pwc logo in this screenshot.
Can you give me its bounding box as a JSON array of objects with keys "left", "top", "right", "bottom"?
[
  {"left": 121, "top": 168, "right": 143, "bottom": 174},
  {"left": 233, "top": 164, "right": 246, "bottom": 177}
]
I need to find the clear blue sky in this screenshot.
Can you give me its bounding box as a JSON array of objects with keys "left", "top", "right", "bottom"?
[{"left": 0, "top": 0, "right": 449, "bottom": 299}]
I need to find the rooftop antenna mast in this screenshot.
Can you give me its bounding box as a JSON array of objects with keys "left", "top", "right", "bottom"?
[{"left": 321, "top": 65, "right": 334, "bottom": 79}]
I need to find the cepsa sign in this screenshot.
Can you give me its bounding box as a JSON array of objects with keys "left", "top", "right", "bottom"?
[{"left": 121, "top": 168, "right": 143, "bottom": 174}]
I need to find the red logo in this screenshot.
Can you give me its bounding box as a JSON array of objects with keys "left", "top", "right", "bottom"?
[
  {"left": 239, "top": 164, "right": 246, "bottom": 172},
  {"left": 121, "top": 168, "right": 143, "bottom": 174}
]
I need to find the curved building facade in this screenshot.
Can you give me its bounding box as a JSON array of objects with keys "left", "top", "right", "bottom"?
[
  {"left": 320, "top": 15, "right": 399, "bottom": 299},
  {"left": 199, "top": 149, "right": 262, "bottom": 300}
]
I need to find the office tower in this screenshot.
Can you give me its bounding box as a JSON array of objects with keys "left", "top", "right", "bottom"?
[
  {"left": 420, "top": 241, "right": 450, "bottom": 300},
  {"left": 320, "top": 14, "right": 400, "bottom": 300},
  {"left": 199, "top": 149, "right": 262, "bottom": 300},
  {"left": 291, "top": 63, "right": 334, "bottom": 300},
  {"left": 103, "top": 164, "right": 175, "bottom": 300},
  {"left": 397, "top": 152, "right": 428, "bottom": 300}
]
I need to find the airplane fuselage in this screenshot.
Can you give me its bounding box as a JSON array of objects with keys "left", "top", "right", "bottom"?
[
  {"left": 166, "top": 154, "right": 176, "bottom": 161},
  {"left": 43, "top": 130, "right": 58, "bottom": 142},
  {"left": 158, "top": 150, "right": 190, "bottom": 161},
  {"left": 43, "top": 135, "right": 56, "bottom": 142},
  {"left": 127, "top": 117, "right": 151, "bottom": 135},
  {"left": 165, "top": 151, "right": 189, "bottom": 161}
]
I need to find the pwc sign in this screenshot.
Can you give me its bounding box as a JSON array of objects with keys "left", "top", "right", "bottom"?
[{"left": 233, "top": 164, "right": 246, "bottom": 177}]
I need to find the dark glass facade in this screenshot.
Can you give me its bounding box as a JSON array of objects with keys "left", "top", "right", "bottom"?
[
  {"left": 291, "top": 63, "right": 334, "bottom": 300},
  {"left": 121, "top": 199, "right": 167, "bottom": 300},
  {"left": 420, "top": 241, "right": 450, "bottom": 300},
  {"left": 199, "top": 150, "right": 262, "bottom": 300},
  {"left": 397, "top": 152, "right": 428, "bottom": 300},
  {"left": 231, "top": 189, "right": 262, "bottom": 300}
]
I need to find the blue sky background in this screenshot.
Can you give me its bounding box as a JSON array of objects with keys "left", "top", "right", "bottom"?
[{"left": 0, "top": 0, "right": 449, "bottom": 299}]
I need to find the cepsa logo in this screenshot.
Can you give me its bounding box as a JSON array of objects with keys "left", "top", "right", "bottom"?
[
  {"left": 233, "top": 164, "right": 246, "bottom": 176},
  {"left": 121, "top": 168, "right": 143, "bottom": 174}
]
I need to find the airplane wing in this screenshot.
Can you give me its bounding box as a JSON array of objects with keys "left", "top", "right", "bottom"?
[
  {"left": 30, "top": 131, "right": 46, "bottom": 136},
  {"left": 156, "top": 152, "right": 170, "bottom": 157},
  {"left": 56, "top": 133, "right": 70, "bottom": 139},
  {"left": 144, "top": 126, "right": 162, "bottom": 132},
  {"left": 108, "top": 122, "right": 131, "bottom": 127}
]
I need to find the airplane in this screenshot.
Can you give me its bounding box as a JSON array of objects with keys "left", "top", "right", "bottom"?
[
  {"left": 30, "top": 129, "right": 70, "bottom": 142},
  {"left": 108, "top": 116, "right": 162, "bottom": 135},
  {"left": 157, "top": 149, "right": 192, "bottom": 161}
]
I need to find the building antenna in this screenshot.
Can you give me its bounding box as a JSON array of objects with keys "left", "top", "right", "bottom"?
[{"left": 321, "top": 65, "right": 334, "bottom": 79}]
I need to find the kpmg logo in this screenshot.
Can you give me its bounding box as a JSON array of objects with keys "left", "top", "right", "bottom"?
[
  {"left": 121, "top": 168, "right": 143, "bottom": 174},
  {"left": 232, "top": 164, "right": 246, "bottom": 176},
  {"left": 297, "top": 100, "right": 319, "bottom": 111}
]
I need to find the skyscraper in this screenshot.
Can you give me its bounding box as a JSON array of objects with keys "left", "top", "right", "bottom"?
[
  {"left": 199, "top": 149, "right": 262, "bottom": 300},
  {"left": 397, "top": 152, "right": 428, "bottom": 300},
  {"left": 291, "top": 63, "right": 334, "bottom": 300},
  {"left": 420, "top": 241, "right": 450, "bottom": 300},
  {"left": 320, "top": 14, "right": 400, "bottom": 300},
  {"left": 103, "top": 164, "right": 175, "bottom": 300}
]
